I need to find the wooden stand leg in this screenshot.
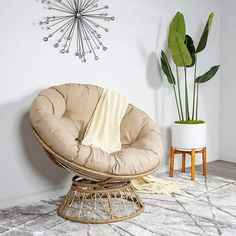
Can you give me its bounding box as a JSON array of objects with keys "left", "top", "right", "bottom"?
[
  {"left": 170, "top": 147, "right": 175, "bottom": 177},
  {"left": 191, "top": 150, "right": 196, "bottom": 181},
  {"left": 182, "top": 153, "right": 186, "bottom": 173},
  {"left": 202, "top": 147, "right": 207, "bottom": 176}
]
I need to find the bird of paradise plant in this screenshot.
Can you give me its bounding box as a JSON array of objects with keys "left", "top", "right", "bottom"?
[{"left": 161, "top": 12, "right": 220, "bottom": 124}]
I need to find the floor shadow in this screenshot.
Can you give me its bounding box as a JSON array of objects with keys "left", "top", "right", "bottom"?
[{"left": 0, "top": 92, "right": 69, "bottom": 188}]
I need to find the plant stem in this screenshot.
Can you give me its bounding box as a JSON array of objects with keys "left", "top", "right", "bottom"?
[
  {"left": 192, "top": 56, "right": 197, "bottom": 120},
  {"left": 184, "top": 66, "right": 190, "bottom": 120},
  {"left": 172, "top": 85, "right": 181, "bottom": 121},
  {"left": 195, "top": 83, "right": 200, "bottom": 120},
  {"left": 176, "top": 66, "right": 184, "bottom": 121}
]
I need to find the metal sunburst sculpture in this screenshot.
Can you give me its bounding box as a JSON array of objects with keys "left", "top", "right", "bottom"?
[{"left": 39, "top": 0, "right": 115, "bottom": 62}]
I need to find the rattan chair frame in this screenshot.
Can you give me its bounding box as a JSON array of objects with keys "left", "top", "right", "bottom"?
[{"left": 58, "top": 176, "right": 144, "bottom": 223}]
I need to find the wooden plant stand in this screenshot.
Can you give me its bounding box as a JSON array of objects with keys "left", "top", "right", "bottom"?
[{"left": 170, "top": 147, "right": 207, "bottom": 181}]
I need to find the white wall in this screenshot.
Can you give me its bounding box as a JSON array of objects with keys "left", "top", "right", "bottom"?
[
  {"left": 0, "top": 0, "right": 221, "bottom": 208},
  {"left": 220, "top": 0, "right": 236, "bottom": 163}
]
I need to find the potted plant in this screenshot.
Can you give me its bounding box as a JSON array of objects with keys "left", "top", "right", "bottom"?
[{"left": 160, "top": 12, "right": 220, "bottom": 150}]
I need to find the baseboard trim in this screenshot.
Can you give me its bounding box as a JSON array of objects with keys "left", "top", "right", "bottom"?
[
  {"left": 0, "top": 184, "right": 70, "bottom": 209},
  {"left": 219, "top": 156, "right": 236, "bottom": 163}
]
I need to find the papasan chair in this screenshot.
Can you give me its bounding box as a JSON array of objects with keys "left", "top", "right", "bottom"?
[{"left": 30, "top": 83, "right": 163, "bottom": 224}]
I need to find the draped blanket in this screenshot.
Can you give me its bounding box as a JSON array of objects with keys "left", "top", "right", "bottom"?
[{"left": 82, "top": 89, "right": 128, "bottom": 153}]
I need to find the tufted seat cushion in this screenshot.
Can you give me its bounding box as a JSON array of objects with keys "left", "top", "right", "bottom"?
[{"left": 30, "top": 84, "right": 163, "bottom": 179}]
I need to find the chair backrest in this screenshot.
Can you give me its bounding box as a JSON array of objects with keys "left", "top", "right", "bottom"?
[
  {"left": 51, "top": 84, "right": 103, "bottom": 126},
  {"left": 31, "top": 83, "right": 103, "bottom": 133}
]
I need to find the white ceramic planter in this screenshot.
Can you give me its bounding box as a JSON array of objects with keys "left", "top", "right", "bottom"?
[{"left": 171, "top": 122, "right": 207, "bottom": 150}]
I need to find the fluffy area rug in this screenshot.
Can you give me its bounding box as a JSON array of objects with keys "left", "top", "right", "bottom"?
[{"left": 0, "top": 171, "right": 236, "bottom": 236}]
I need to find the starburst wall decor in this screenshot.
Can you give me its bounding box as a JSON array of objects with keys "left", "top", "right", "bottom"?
[{"left": 39, "top": 0, "right": 115, "bottom": 62}]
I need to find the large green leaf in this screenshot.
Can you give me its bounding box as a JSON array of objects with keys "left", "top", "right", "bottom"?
[
  {"left": 160, "top": 50, "right": 175, "bottom": 85},
  {"left": 196, "top": 13, "right": 214, "bottom": 53},
  {"left": 195, "top": 65, "right": 220, "bottom": 83},
  {"left": 185, "top": 35, "right": 196, "bottom": 67},
  {"left": 169, "top": 32, "right": 192, "bottom": 67},
  {"left": 168, "top": 12, "right": 186, "bottom": 48}
]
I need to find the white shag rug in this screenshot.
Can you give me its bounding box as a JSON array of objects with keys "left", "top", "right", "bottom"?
[{"left": 0, "top": 171, "right": 236, "bottom": 236}]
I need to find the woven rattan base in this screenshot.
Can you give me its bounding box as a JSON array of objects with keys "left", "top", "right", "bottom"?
[{"left": 58, "top": 176, "right": 144, "bottom": 224}]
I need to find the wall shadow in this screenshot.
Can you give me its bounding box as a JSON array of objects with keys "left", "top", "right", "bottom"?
[
  {"left": 145, "top": 51, "right": 172, "bottom": 166},
  {"left": 138, "top": 15, "right": 173, "bottom": 167},
  {"left": 20, "top": 110, "right": 69, "bottom": 185},
  {"left": 0, "top": 92, "right": 69, "bottom": 188}
]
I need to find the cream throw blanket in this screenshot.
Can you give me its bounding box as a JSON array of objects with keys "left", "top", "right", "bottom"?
[
  {"left": 82, "top": 89, "right": 128, "bottom": 153},
  {"left": 82, "top": 89, "right": 188, "bottom": 194}
]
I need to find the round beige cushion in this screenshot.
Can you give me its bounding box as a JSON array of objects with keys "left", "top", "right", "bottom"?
[{"left": 30, "top": 84, "right": 163, "bottom": 178}]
